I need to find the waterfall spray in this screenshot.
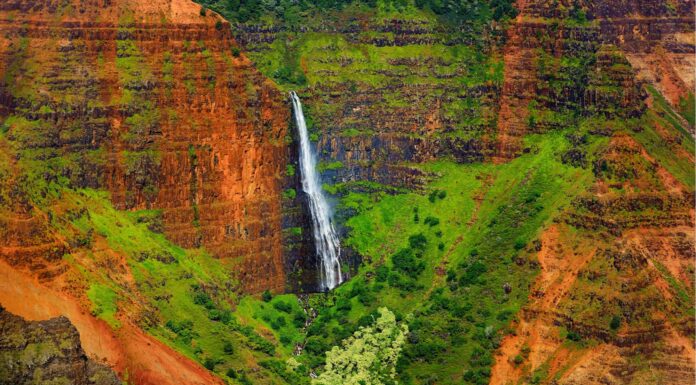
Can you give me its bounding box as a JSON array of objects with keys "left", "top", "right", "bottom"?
[{"left": 290, "top": 91, "right": 343, "bottom": 291}]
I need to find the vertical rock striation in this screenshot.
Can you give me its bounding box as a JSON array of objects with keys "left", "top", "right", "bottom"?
[{"left": 0, "top": 0, "right": 290, "bottom": 292}]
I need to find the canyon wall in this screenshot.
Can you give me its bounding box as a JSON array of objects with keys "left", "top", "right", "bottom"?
[
  {"left": 0, "top": 0, "right": 290, "bottom": 293},
  {"left": 0, "top": 0, "right": 293, "bottom": 383},
  {"left": 0, "top": 0, "right": 692, "bottom": 384},
  {"left": 489, "top": 1, "right": 695, "bottom": 384},
  {"left": 236, "top": 15, "right": 503, "bottom": 189},
  {"left": 229, "top": 1, "right": 695, "bottom": 383}
]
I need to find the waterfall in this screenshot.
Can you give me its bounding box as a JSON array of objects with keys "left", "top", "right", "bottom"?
[{"left": 290, "top": 91, "right": 343, "bottom": 291}]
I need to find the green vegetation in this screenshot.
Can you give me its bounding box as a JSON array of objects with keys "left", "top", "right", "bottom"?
[
  {"left": 195, "top": 0, "right": 516, "bottom": 26},
  {"left": 632, "top": 87, "right": 695, "bottom": 187},
  {"left": 313, "top": 307, "right": 407, "bottom": 385},
  {"left": 1, "top": 1, "right": 693, "bottom": 384},
  {"left": 283, "top": 188, "right": 298, "bottom": 200},
  {"left": 317, "top": 160, "right": 344, "bottom": 172},
  {"left": 87, "top": 284, "right": 120, "bottom": 328},
  {"left": 236, "top": 294, "right": 308, "bottom": 355},
  {"left": 278, "top": 131, "right": 600, "bottom": 384},
  {"left": 54, "top": 190, "right": 290, "bottom": 383}
]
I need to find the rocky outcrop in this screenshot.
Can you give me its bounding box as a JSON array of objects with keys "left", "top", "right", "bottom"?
[{"left": 0, "top": 306, "right": 120, "bottom": 385}]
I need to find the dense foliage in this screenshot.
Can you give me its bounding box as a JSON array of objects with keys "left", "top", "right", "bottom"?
[
  {"left": 1, "top": 0, "right": 693, "bottom": 384},
  {"left": 197, "top": 0, "right": 517, "bottom": 25},
  {"left": 313, "top": 308, "right": 408, "bottom": 385}
]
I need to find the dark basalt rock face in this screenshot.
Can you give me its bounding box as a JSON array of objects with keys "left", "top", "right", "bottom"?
[{"left": 0, "top": 306, "right": 120, "bottom": 385}]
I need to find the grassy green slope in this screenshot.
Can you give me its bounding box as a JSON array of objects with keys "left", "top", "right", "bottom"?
[
  {"left": 51, "top": 190, "right": 289, "bottom": 383},
  {"left": 264, "top": 132, "right": 598, "bottom": 385}
]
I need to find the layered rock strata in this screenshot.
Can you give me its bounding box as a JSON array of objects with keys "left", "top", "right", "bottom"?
[{"left": 0, "top": 0, "right": 290, "bottom": 293}]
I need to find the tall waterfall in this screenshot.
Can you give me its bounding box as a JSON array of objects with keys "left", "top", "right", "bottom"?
[{"left": 290, "top": 91, "right": 343, "bottom": 291}]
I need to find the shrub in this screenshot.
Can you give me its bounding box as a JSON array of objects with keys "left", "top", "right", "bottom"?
[
  {"left": 462, "top": 368, "right": 491, "bottom": 385},
  {"left": 428, "top": 189, "right": 446, "bottom": 202},
  {"left": 408, "top": 233, "right": 428, "bottom": 251},
  {"left": 203, "top": 357, "right": 217, "bottom": 370},
  {"left": 357, "top": 311, "right": 378, "bottom": 328},
  {"left": 219, "top": 310, "right": 232, "bottom": 324},
  {"left": 566, "top": 330, "right": 582, "bottom": 341},
  {"left": 215, "top": 20, "right": 224, "bottom": 31},
  {"left": 392, "top": 248, "right": 425, "bottom": 279},
  {"left": 459, "top": 261, "right": 486, "bottom": 286},
  {"left": 513, "top": 239, "right": 527, "bottom": 250},
  {"left": 388, "top": 272, "right": 423, "bottom": 292},
  {"left": 304, "top": 337, "right": 328, "bottom": 355},
  {"left": 469, "top": 346, "right": 493, "bottom": 366},
  {"left": 293, "top": 312, "right": 307, "bottom": 328},
  {"left": 408, "top": 339, "right": 446, "bottom": 362},
  {"left": 496, "top": 309, "right": 514, "bottom": 321},
  {"left": 512, "top": 354, "right": 524, "bottom": 366},
  {"left": 358, "top": 289, "right": 375, "bottom": 306},
  {"left": 247, "top": 333, "right": 275, "bottom": 355},
  {"left": 375, "top": 265, "right": 389, "bottom": 282},
  {"left": 207, "top": 309, "right": 221, "bottom": 321},
  {"left": 231, "top": 47, "right": 241, "bottom": 57},
  {"left": 270, "top": 316, "right": 287, "bottom": 330},
  {"left": 274, "top": 66, "right": 306, "bottom": 85},
  {"left": 610, "top": 315, "right": 621, "bottom": 330},
  {"left": 193, "top": 290, "right": 215, "bottom": 309},
  {"left": 282, "top": 188, "right": 297, "bottom": 200},
  {"left": 423, "top": 216, "right": 440, "bottom": 227},
  {"left": 165, "top": 319, "right": 193, "bottom": 334},
  {"left": 226, "top": 368, "right": 237, "bottom": 378},
  {"left": 239, "top": 373, "right": 253, "bottom": 385},
  {"left": 273, "top": 301, "right": 293, "bottom": 313},
  {"left": 223, "top": 341, "right": 234, "bottom": 354},
  {"left": 336, "top": 297, "right": 352, "bottom": 313},
  {"left": 262, "top": 290, "right": 273, "bottom": 302},
  {"left": 428, "top": 190, "right": 438, "bottom": 203},
  {"left": 199, "top": 6, "right": 207, "bottom": 16}
]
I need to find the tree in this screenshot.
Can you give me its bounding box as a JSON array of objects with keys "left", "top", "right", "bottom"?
[{"left": 313, "top": 308, "right": 408, "bottom": 385}]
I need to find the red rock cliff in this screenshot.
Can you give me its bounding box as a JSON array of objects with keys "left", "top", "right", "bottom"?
[{"left": 0, "top": 0, "right": 290, "bottom": 293}]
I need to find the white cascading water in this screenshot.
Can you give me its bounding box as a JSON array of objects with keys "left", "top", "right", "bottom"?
[{"left": 290, "top": 91, "right": 343, "bottom": 291}]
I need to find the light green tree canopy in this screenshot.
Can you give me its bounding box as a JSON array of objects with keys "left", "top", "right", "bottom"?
[{"left": 313, "top": 307, "right": 408, "bottom": 385}]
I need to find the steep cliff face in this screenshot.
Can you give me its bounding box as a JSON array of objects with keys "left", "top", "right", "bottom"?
[
  {"left": 234, "top": 11, "right": 503, "bottom": 189},
  {"left": 218, "top": 1, "right": 694, "bottom": 384},
  {"left": 496, "top": 0, "right": 693, "bottom": 159},
  {"left": 0, "top": 0, "right": 290, "bottom": 293},
  {"left": 487, "top": 1, "right": 695, "bottom": 383},
  {"left": 0, "top": 0, "right": 693, "bottom": 384},
  {"left": 0, "top": 0, "right": 294, "bottom": 383},
  {"left": 491, "top": 133, "right": 695, "bottom": 385}
]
